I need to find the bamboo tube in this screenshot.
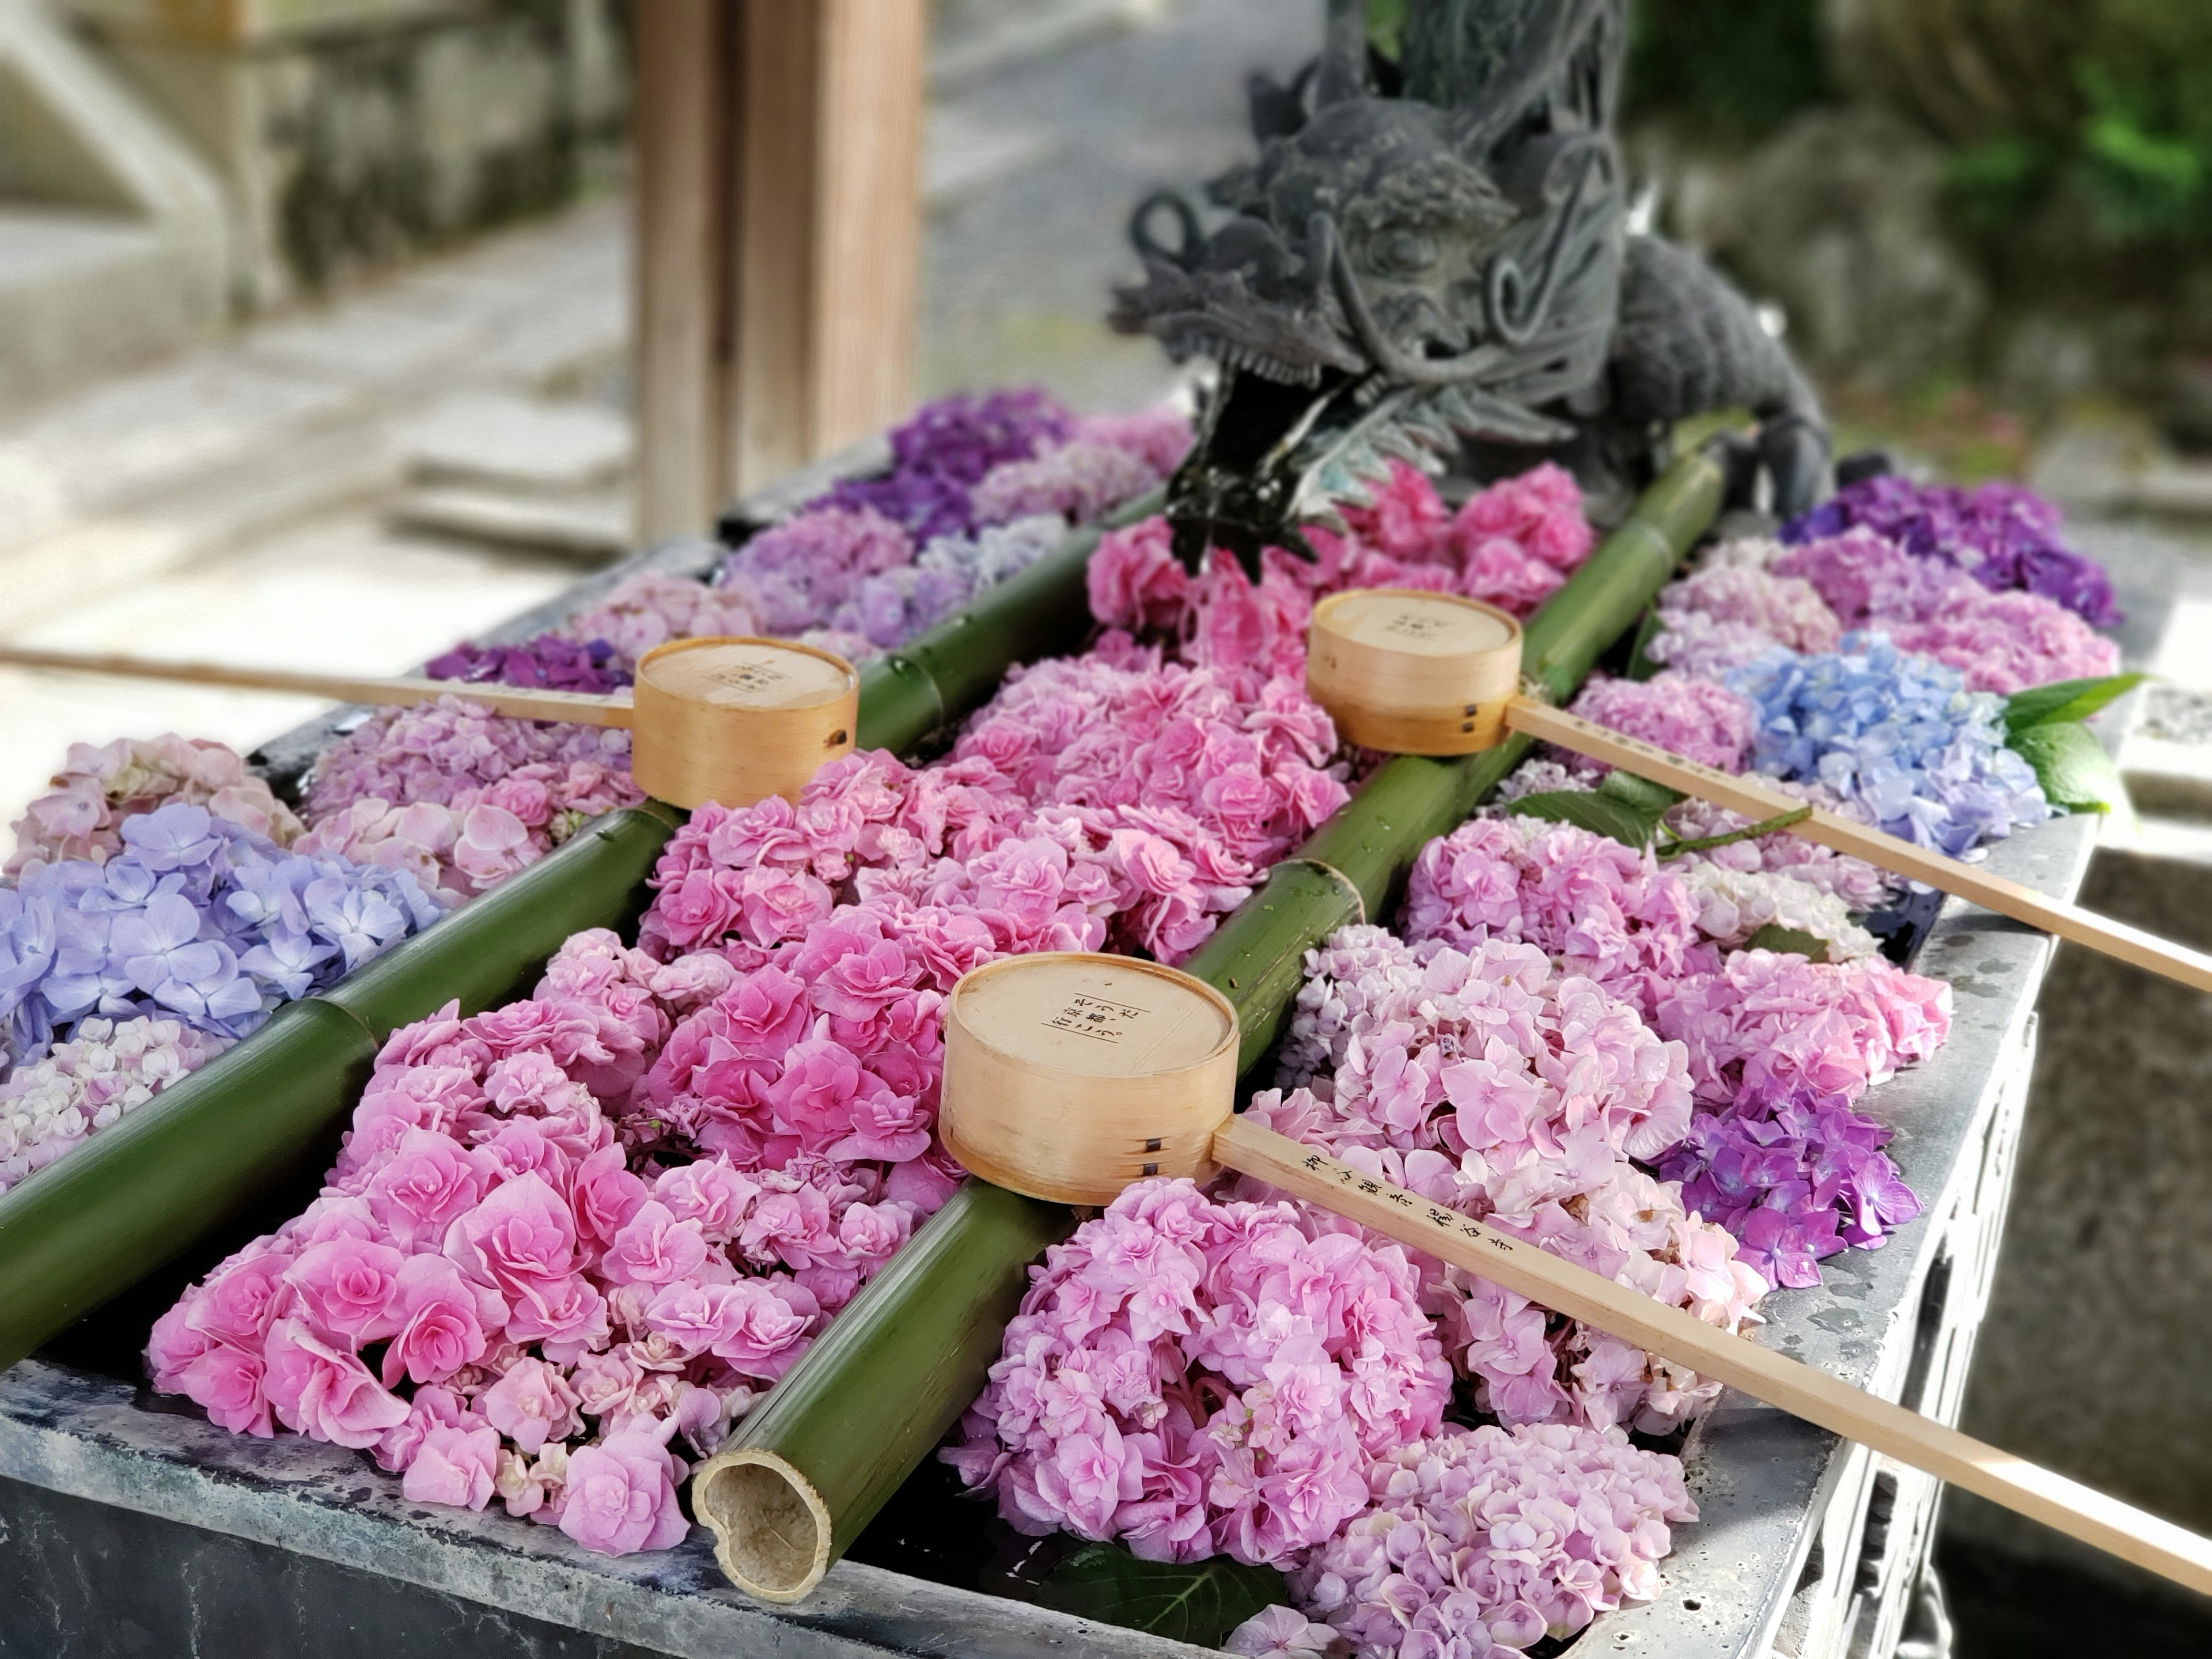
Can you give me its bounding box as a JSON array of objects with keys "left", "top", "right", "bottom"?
[
  {"left": 694, "top": 1180, "right": 1075, "bottom": 1601},
  {"left": 692, "top": 450, "right": 1729, "bottom": 1600},
  {"left": 0, "top": 805, "right": 684, "bottom": 1372},
  {"left": 0, "top": 495, "right": 1164, "bottom": 1369}
]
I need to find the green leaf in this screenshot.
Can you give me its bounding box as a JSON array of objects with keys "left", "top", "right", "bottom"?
[
  {"left": 1508, "top": 788, "right": 1665, "bottom": 849},
  {"left": 2002, "top": 673, "right": 2144, "bottom": 736},
  {"left": 1011, "top": 1544, "right": 1286, "bottom": 1646},
  {"left": 1744, "top": 923, "right": 1831, "bottom": 963},
  {"left": 2010, "top": 721, "right": 2131, "bottom": 813},
  {"left": 1595, "top": 769, "right": 1685, "bottom": 815}
]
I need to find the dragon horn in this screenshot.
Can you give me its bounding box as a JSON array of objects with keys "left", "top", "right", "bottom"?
[
  {"left": 1442, "top": 0, "right": 1619, "bottom": 153},
  {"left": 1316, "top": 0, "right": 1368, "bottom": 106}
]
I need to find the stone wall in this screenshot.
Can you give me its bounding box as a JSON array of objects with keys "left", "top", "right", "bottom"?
[{"left": 69, "top": 0, "right": 628, "bottom": 306}]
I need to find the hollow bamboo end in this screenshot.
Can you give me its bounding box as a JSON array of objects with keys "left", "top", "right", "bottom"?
[{"left": 693, "top": 1447, "right": 834, "bottom": 1603}]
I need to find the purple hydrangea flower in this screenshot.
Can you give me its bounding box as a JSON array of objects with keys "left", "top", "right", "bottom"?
[
  {"left": 0, "top": 801, "right": 440, "bottom": 1059},
  {"left": 813, "top": 388, "right": 1073, "bottom": 542},
  {"left": 1782, "top": 476, "right": 2120, "bottom": 627},
  {"left": 423, "top": 634, "right": 632, "bottom": 694},
  {"left": 1657, "top": 1077, "right": 1922, "bottom": 1289}
]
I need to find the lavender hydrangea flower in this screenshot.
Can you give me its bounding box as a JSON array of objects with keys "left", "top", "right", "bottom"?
[
  {"left": 0, "top": 802, "right": 440, "bottom": 1061},
  {"left": 813, "top": 388, "right": 1073, "bottom": 541},
  {"left": 1782, "top": 476, "right": 2120, "bottom": 627},
  {"left": 1728, "top": 633, "right": 2051, "bottom": 855}
]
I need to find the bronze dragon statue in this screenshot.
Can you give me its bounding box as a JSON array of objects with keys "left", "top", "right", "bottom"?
[{"left": 1112, "top": 0, "right": 1829, "bottom": 573}]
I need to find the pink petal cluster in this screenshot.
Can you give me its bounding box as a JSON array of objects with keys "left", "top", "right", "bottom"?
[
  {"left": 1653, "top": 948, "right": 1952, "bottom": 1108},
  {"left": 145, "top": 933, "right": 846, "bottom": 1555},
  {"left": 9, "top": 734, "right": 304, "bottom": 876},
  {"left": 640, "top": 651, "right": 1346, "bottom": 966},
  {"left": 1561, "top": 673, "right": 1754, "bottom": 777},
  {"left": 968, "top": 439, "right": 1168, "bottom": 527},
  {"left": 0, "top": 1014, "right": 229, "bottom": 1194},
  {"left": 1246, "top": 926, "right": 1758, "bottom": 1435},
  {"left": 1402, "top": 816, "right": 1715, "bottom": 1021},
  {"left": 1282, "top": 1422, "right": 1697, "bottom": 1659},
  {"left": 556, "top": 572, "right": 765, "bottom": 662},
  {"left": 944, "top": 1177, "right": 1454, "bottom": 1567},
  {"left": 298, "top": 699, "right": 642, "bottom": 906},
  {"left": 1071, "top": 405, "right": 1195, "bottom": 476},
  {"left": 1085, "top": 463, "right": 1594, "bottom": 687},
  {"left": 1771, "top": 530, "right": 2122, "bottom": 694},
  {"left": 1647, "top": 543, "right": 1843, "bottom": 679}
]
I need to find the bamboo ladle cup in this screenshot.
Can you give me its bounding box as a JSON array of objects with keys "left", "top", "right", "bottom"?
[
  {"left": 0, "top": 639, "right": 857, "bottom": 810},
  {"left": 1305, "top": 588, "right": 2212, "bottom": 994},
  {"left": 786, "top": 950, "right": 2212, "bottom": 1604}
]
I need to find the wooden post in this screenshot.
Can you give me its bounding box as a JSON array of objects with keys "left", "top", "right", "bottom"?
[{"left": 633, "top": 0, "right": 927, "bottom": 541}]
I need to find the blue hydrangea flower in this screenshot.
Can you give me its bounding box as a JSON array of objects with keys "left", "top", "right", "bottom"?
[{"left": 1727, "top": 633, "right": 2050, "bottom": 856}]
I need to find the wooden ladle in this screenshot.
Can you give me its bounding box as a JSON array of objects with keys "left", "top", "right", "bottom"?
[
  {"left": 903, "top": 953, "right": 2212, "bottom": 1601},
  {"left": 0, "top": 638, "right": 857, "bottom": 810},
  {"left": 1304, "top": 588, "right": 2212, "bottom": 994}
]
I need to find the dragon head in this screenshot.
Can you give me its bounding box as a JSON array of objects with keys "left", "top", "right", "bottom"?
[{"left": 1112, "top": 0, "right": 1630, "bottom": 571}]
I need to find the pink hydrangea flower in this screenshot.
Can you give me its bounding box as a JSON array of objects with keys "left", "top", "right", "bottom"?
[
  {"left": 947, "top": 1178, "right": 1452, "bottom": 1567},
  {"left": 1564, "top": 672, "right": 1755, "bottom": 776}
]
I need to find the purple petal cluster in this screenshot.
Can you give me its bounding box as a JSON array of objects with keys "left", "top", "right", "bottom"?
[
  {"left": 1782, "top": 475, "right": 2120, "bottom": 627},
  {"left": 1, "top": 802, "right": 440, "bottom": 1063},
  {"left": 713, "top": 507, "right": 915, "bottom": 637},
  {"left": 815, "top": 388, "right": 1075, "bottom": 542},
  {"left": 1657, "top": 1078, "right": 1922, "bottom": 1291},
  {"left": 1727, "top": 633, "right": 2051, "bottom": 855},
  {"left": 1770, "top": 528, "right": 2121, "bottom": 695},
  {"left": 299, "top": 698, "right": 641, "bottom": 905},
  {"left": 423, "top": 635, "right": 632, "bottom": 695}
]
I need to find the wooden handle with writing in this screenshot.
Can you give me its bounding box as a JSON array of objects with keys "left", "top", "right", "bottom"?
[
  {"left": 1215, "top": 1113, "right": 2212, "bottom": 1597},
  {"left": 1502, "top": 697, "right": 2212, "bottom": 995},
  {"left": 0, "top": 645, "right": 635, "bottom": 728}
]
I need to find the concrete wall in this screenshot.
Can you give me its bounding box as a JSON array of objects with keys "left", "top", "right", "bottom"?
[{"left": 1953, "top": 844, "right": 2212, "bottom": 1564}]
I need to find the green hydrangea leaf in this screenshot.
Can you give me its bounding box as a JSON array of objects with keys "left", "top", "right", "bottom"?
[
  {"left": 1009, "top": 1544, "right": 1287, "bottom": 1646},
  {"left": 2009, "top": 720, "right": 2130, "bottom": 813},
  {"left": 1744, "top": 923, "right": 1831, "bottom": 963},
  {"left": 2002, "top": 673, "right": 2143, "bottom": 736},
  {"left": 1595, "top": 769, "right": 1685, "bottom": 815},
  {"left": 1508, "top": 789, "right": 1665, "bottom": 849}
]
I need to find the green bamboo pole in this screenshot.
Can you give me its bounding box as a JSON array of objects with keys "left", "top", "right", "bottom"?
[
  {"left": 695, "top": 449, "right": 1728, "bottom": 1599},
  {"left": 0, "top": 496, "right": 1158, "bottom": 1372},
  {"left": 1189, "top": 448, "right": 1728, "bottom": 1067}
]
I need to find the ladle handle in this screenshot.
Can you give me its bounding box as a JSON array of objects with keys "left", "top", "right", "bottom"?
[
  {"left": 0, "top": 645, "right": 635, "bottom": 728},
  {"left": 1214, "top": 1113, "right": 2212, "bottom": 1597},
  {"left": 1501, "top": 697, "right": 2212, "bottom": 994}
]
